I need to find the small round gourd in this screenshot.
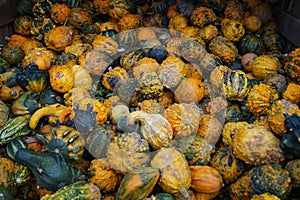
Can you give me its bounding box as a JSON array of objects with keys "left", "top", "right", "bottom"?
[
  {"left": 49, "top": 65, "right": 74, "bottom": 93},
  {"left": 190, "top": 7, "right": 216, "bottom": 29},
  {"left": 285, "top": 159, "right": 300, "bottom": 188},
  {"left": 221, "top": 18, "right": 245, "bottom": 42},
  {"left": 209, "top": 36, "right": 238, "bottom": 63},
  {"left": 108, "top": 0, "right": 130, "bottom": 20},
  {"left": 251, "top": 55, "right": 281, "bottom": 80},
  {"left": 44, "top": 26, "right": 73, "bottom": 52},
  {"left": 283, "top": 82, "right": 300, "bottom": 104},
  {"left": 251, "top": 193, "right": 280, "bottom": 200}
]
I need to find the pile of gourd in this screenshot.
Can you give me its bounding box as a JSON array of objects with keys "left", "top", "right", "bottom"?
[{"left": 1, "top": 0, "right": 300, "bottom": 199}]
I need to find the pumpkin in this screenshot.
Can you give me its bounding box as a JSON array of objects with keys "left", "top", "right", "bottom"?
[
  {"left": 285, "top": 159, "right": 300, "bottom": 188},
  {"left": 106, "top": 132, "right": 150, "bottom": 174},
  {"left": 30, "top": 17, "right": 55, "bottom": 40},
  {"left": 0, "top": 100, "right": 10, "bottom": 127},
  {"left": 168, "top": 14, "right": 188, "bottom": 32},
  {"left": 50, "top": 3, "right": 70, "bottom": 25},
  {"left": 0, "top": 157, "right": 15, "bottom": 189},
  {"left": 1, "top": 45, "right": 25, "bottom": 66},
  {"left": 102, "top": 67, "right": 129, "bottom": 91},
  {"left": 222, "top": 70, "right": 249, "bottom": 101},
  {"left": 164, "top": 103, "right": 202, "bottom": 137},
  {"left": 116, "top": 167, "right": 160, "bottom": 200},
  {"left": 229, "top": 174, "right": 251, "bottom": 200},
  {"left": 224, "top": 0, "right": 244, "bottom": 21},
  {"left": 14, "top": 15, "right": 33, "bottom": 36},
  {"left": 221, "top": 18, "right": 245, "bottom": 42},
  {"left": 44, "top": 26, "right": 73, "bottom": 52},
  {"left": 32, "top": 0, "right": 52, "bottom": 17},
  {"left": 190, "top": 7, "right": 216, "bottom": 29},
  {"left": 209, "top": 36, "right": 238, "bottom": 63},
  {"left": 175, "top": 78, "right": 206, "bottom": 103},
  {"left": 251, "top": 55, "right": 281, "bottom": 80},
  {"left": 41, "top": 181, "right": 101, "bottom": 200},
  {"left": 108, "top": 0, "right": 130, "bottom": 20},
  {"left": 198, "top": 25, "right": 219, "bottom": 43},
  {"left": 238, "top": 34, "right": 264, "bottom": 55},
  {"left": 175, "top": 134, "right": 214, "bottom": 165},
  {"left": 246, "top": 83, "right": 279, "bottom": 116},
  {"left": 88, "top": 158, "right": 121, "bottom": 193},
  {"left": 210, "top": 145, "right": 245, "bottom": 184},
  {"left": 68, "top": 8, "right": 92, "bottom": 28},
  {"left": 283, "top": 83, "right": 300, "bottom": 104},
  {"left": 267, "top": 99, "right": 300, "bottom": 136},
  {"left": 251, "top": 193, "right": 281, "bottom": 200},
  {"left": 92, "top": 35, "right": 118, "bottom": 55},
  {"left": 248, "top": 164, "right": 292, "bottom": 199},
  {"left": 243, "top": 15, "right": 262, "bottom": 32},
  {"left": 233, "top": 124, "right": 284, "bottom": 165},
  {"left": 0, "top": 116, "right": 30, "bottom": 145},
  {"left": 151, "top": 147, "right": 191, "bottom": 197},
  {"left": 127, "top": 110, "right": 173, "bottom": 149},
  {"left": 197, "top": 114, "right": 223, "bottom": 145},
  {"left": 190, "top": 166, "right": 223, "bottom": 193},
  {"left": 49, "top": 65, "right": 74, "bottom": 93}
]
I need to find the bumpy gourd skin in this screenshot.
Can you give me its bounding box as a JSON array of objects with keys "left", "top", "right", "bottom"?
[
  {"left": 250, "top": 193, "right": 280, "bottom": 200},
  {"left": 221, "top": 18, "right": 245, "bottom": 42},
  {"left": 233, "top": 124, "right": 284, "bottom": 165},
  {"left": 137, "top": 72, "right": 163, "bottom": 100},
  {"left": 248, "top": 164, "right": 292, "bottom": 199},
  {"left": 209, "top": 36, "right": 238, "bottom": 63}
]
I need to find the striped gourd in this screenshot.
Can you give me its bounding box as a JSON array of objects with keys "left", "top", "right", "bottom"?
[
  {"left": 0, "top": 116, "right": 30, "bottom": 145},
  {"left": 252, "top": 55, "right": 281, "bottom": 80},
  {"left": 14, "top": 164, "right": 31, "bottom": 185},
  {"left": 5, "top": 139, "right": 28, "bottom": 160},
  {"left": 67, "top": 0, "right": 80, "bottom": 8},
  {"left": 120, "top": 49, "right": 145, "bottom": 71},
  {"left": 108, "top": 0, "right": 130, "bottom": 20}
]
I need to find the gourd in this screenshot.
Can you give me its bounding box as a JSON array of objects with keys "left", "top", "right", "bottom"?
[
  {"left": 158, "top": 64, "right": 184, "bottom": 90},
  {"left": 102, "top": 67, "right": 129, "bottom": 91},
  {"left": 118, "top": 14, "right": 141, "bottom": 31},
  {"left": 168, "top": 14, "right": 188, "bottom": 32},
  {"left": 127, "top": 111, "right": 173, "bottom": 150},
  {"left": 251, "top": 193, "right": 280, "bottom": 200},
  {"left": 41, "top": 181, "right": 101, "bottom": 199},
  {"left": 21, "top": 47, "right": 55, "bottom": 70},
  {"left": 1, "top": 45, "right": 25, "bottom": 66},
  {"left": 221, "top": 18, "right": 245, "bottom": 42},
  {"left": 241, "top": 53, "right": 258, "bottom": 72},
  {"left": 0, "top": 99, "right": 9, "bottom": 127},
  {"left": 45, "top": 125, "right": 85, "bottom": 160},
  {"left": 85, "top": 123, "right": 117, "bottom": 159},
  {"left": 284, "top": 159, "right": 300, "bottom": 188},
  {"left": 209, "top": 36, "right": 238, "bottom": 63},
  {"left": 138, "top": 99, "right": 164, "bottom": 115},
  {"left": 49, "top": 65, "right": 74, "bottom": 93},
  {"left": 88, "top": 158, "right": 121, "bottom": 193},
  {"left": 0, "top": 116, "right": 30, "bottom": 145},
  {"left": 151, "top": 147, "right": 191, "bottom": 197},
  {"left": 32, "top": 0, "right": 52, "bottom": 17},
  {"left": 92, "top": 35, "right": 118, "bottom": 55},
  {"left": 29, "top": 103, "right": 66, "bottom": 129},
  {"left": 267, "top": 99, "right": 300, "bottom": 136},
  {"left": 181, "top": 39, "right": 207, "bottom": 63},
  {"left": 16, "top": 0, "right": 35, "bottom": 16},
  {"left": 248, "top": 164, "right": 292, "bottom": 199},
  {"left": 30, "top": 17, "right": 55, "bottom": 40},
  {"left": 229, "top": 174, "right": 251, "bottom": 200},
  {"left": 0, "top": 157, "right": 15, "bottom": 189},
  {"left": 233, "top": 124, "right": 284, "bottom": 165},
  {"left": 224, "top": 0, "right": 244, "bottom": 21},
  {"left": 80, "top": 50, "right": 111, "bottom": 75},
  {"left": 243, "top": 15, "right": 262, "bottom": 33},
  {"left": 137, "top": 71, "right": 164, "bottom": 99},
  {"left": 189, "top": 166, "right": 223, "bottom": 193},
  {"left": 283, "top": 83, "right": 300, "bottom": 104},
  {"left": 251, "top": 3, "right": 273, "bottom": 24},
  {"left": 197, "top": 114, "right": 223, "bottom": 144},
  {"left": 251, "top": 55, "right": 281, "bottom": 80},
  {"left": 116, "top": 167, "right": 160, "bottom": 200},
  {"left": 13, "top": 163, "right": 31, "bottom": 186},
  {"left": 164, "top": 103, "right": 202, "bottom": 137},
  {"left": 210, "top": 145, "right": 245, "bottom": 184},
  {"left": 106, "top": 132, "right": 151, "bottom": 174},
  {"left": 198, "top": 25, "right": 219, "bottom": 43},
  {"left": 40, "top": 87, "right": 64, "bottom": 106},
  {"left": 175, "top": 134, "right": 214, "bottom": 166},
  {"left": 13, "top": 15, "right": 33, "bottom": 36},
  {"left": 222, "top": 121, "right": 249, "bottom": 146},
  {"left": 44, "top": 26, "right": 73, "bottom": 52},
  {"left": 11, "top": 91, "right": 40, "bottom": 117},
  {"left": 246, "top": 84, "right": 279, "bottom": 116},
  {"left": 222, "top": 70, "right": 249, "bottom": 101},
  {"left": 93, "top": 0, "right": 111, "bottom": 15},
  {"left": 190, "top": 7, "right": 216, "bottom": 29},
  {"left": 108, "top": 0, "right": 130, "bottom": 20},
  {"left": 120, "top": 49, "right": 145, "bottom": 71},
  {"left": 174, "top": 78, "right": 206, "bottom": 103},
  {"left": 7, "top": 34, "right": 27, "bottom": 48},
  {"left": 238, "top": 34, "right": 264, "bottom": 55},
  {"left": 15, "top": 149, "right": 84, "bottom": 191},
  {"left": 70, "top": 64, "right": 93, "bottom": 91},
  {"left": 50, "top": 4, "right": 70, "bottom": 25},
  {"left": 68, "top": 8, "right": 92, "bottom": 28}
]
